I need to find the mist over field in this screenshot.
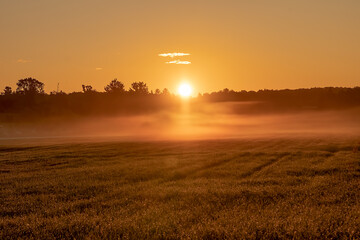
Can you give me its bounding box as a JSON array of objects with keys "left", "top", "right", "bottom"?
[{"left": 1, "top": 102, "right": 360, "bottom": 141}]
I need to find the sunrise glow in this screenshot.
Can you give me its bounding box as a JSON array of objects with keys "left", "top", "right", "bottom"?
[{"left": 178, "top": 83, "right": 192, "bottom": 98}]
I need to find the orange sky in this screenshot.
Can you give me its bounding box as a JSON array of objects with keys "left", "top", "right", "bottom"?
[{"left": 1, "top": 0, "right": 359, "bottom": 94}]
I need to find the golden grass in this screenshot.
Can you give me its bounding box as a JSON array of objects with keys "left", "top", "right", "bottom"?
[{"left": 0, "top": 138, "right": 359, "bottom": 239}]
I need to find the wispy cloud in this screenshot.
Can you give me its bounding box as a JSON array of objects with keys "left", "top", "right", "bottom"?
[
  {"left": 159, "top": 53, "right": 190, "bottom": 58},
  {"left": 95, "top": 67, "right": 103, "bottom": 71},
  {"left": 17, "top": 59, "right": 32, "bottom": 63},
  {"left": 166, "top": 60, "right": 191, "bottom": 65}
]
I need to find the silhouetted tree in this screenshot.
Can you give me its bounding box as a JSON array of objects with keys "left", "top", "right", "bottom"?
[
  {"left": 155, "top": 89, "right": 161, "bottom": 95},
  {"left": 2, "top": 86, "right": 12, "bottom": 95},
  {"left": 82, "top": 85, "right": 95, "bottom": 93},
  {"left": 162, "top": 88, "right": 170, "bottom": 95},
  {"left": 50, "top": 90, "right": 66, "bottom": 95},
  {"left": 130, "top": 82, "right": 149, "bottom": 94},
  {"left": 104, "top": 79, "right": 125, "bottom": 94},
  {"left": 16, "top": 78, "right": 44, "bottom": 95},
  {"left": 222, "top": 88, "right": 230, "bottom": 94}
]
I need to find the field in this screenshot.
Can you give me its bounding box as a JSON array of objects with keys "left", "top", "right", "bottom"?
[{"left": 1, "top": 137, "right": 359, "bottom": 239}]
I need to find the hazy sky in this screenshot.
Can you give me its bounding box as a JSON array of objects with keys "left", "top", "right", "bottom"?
[{"left": 1, "top": 0, "right": 359, "bottom": 93}]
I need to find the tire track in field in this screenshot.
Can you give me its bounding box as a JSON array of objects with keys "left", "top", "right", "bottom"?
[
  {"left": 239, "top": 153, "right": 290, "bottom": 179},
  {"left": 165, "top": 154, "right": 244, "bottom": 182},
  {"left": 164, "top": 153, "right": 291, "bottom": 182}
]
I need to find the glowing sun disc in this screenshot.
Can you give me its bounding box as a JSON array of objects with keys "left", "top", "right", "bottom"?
[{"left": 178, "top": 83, "right": 192, "bottom": 97}]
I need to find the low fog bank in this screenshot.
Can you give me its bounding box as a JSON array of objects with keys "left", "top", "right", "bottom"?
[{"left": 0, "top": 102, "right": 359, "bottom": 141}]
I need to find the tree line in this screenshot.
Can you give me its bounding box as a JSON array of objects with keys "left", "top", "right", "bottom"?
[
  {"left": 1, "top": 78, "right": 170, "bottom": 96},
  {"left": 1, "top": 77, "right": 360, "bottom": 122},
  {"left": 0, "top": 78, "right": 177, "bottom": 122}
]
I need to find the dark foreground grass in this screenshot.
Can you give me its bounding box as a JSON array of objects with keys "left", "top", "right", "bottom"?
[{"left": 0, "top": 138, "right": 359, "bottom": 239}]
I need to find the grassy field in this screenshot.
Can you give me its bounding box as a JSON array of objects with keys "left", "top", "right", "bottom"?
[{"left": 0, "top": 137, "right": 359, "bottom": 239}]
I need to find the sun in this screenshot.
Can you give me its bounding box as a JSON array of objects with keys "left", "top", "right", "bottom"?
[{"left": 178, "top": 83, "right": 192, "bottom": 98}]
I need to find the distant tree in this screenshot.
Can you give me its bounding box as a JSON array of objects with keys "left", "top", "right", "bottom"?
[
  {"left": 50, "top": 90, "right": 66, "bottom": 95},
  {"left": 162, "top": 88, "right": 170, "bottom": 95},
  {"left": 155, "top": 89, "right": 161, "bottom": 95},
  {"left": 104, "top": 79, "right": 125, "bottom": 94},
  {"left": 82, "top": 85, "right": 95, "bottom": 93},
  {"left": 2, "top": 86, "right": 12, "bottom": 95},
  {"left": 222, "top": 88, "right": 230, "bottom": 94},
  {"left": 130, "top": 82, "right": 149, "bottom": 94},
  {"left": 16, "top": 78, "right": 44, "bottom": 95}
]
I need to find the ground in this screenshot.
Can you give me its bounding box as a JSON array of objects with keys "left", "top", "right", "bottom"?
[{"left": 0, "top": 137, "right": 359, "bottom": 239}]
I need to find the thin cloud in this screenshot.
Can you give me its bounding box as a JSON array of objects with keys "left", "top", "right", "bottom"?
[
  {"left": 159, "top": 53, "right": 190, "bottom": 58},
  {"left": 95, "top": 67, "right": 103, "bottom": 71},
  {"left": 166, "top": 60, "right": 191, "bottom": 65},
  {"left": 17, "top": 59, "right": 32, "bottom": 63}
]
